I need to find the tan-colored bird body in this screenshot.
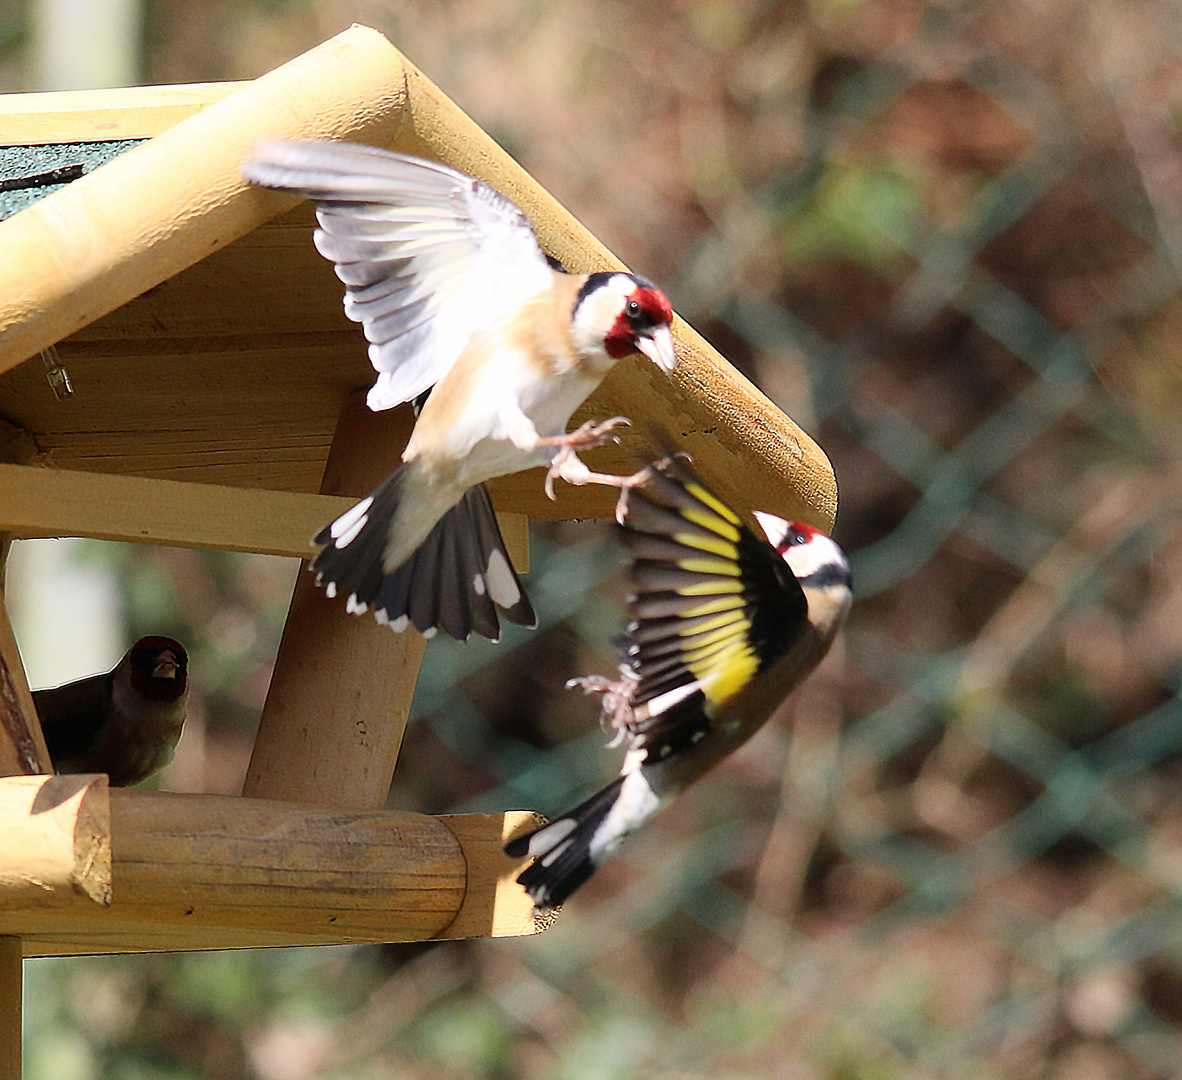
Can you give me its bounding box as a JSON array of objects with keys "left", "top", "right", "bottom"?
[{"left": 244, "top": 140, "right": 676, "bottom": 640}]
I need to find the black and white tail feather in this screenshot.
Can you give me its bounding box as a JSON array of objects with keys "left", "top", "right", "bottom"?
[
  {"left": 506, "top": 456, "right": 851, "bottom": 908},
  {"left": 507, "top": 776, "right": 630, "bottom": 906},
  {"left": 314, "top": 478, "right": 535, "bottom": 642}
]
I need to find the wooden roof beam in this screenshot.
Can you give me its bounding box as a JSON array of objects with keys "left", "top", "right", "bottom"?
[{"left": 0, "top": 461, "right": 528, "bottom": 566}]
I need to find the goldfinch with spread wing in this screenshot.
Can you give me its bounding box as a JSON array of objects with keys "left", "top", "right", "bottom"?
[
  {"left": 505, "top": 458, "right": 851, "bottom": 908},
  {"left": 34, "top": 636, "right": 189, "bottom": 787},
  {"left": 243, "top": 140, "right": 677, "bottom": 641}
]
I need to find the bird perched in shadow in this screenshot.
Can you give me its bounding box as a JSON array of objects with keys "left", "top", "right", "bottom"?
[
  {"left": 243, "top": 139, "right": 677, "bottom": 642},
  {"left": 34, "top": 636, "right": 189, "bottom": 787},
  {"left": 506, "top": 457, "right": 852, "bottom": 908}
]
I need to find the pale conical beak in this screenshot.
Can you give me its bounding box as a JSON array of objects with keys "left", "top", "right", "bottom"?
[
  {"left": 153, "top": 652, "right": 179, "bottom": 679},
  {"left": 636, "top": 324, "right": 677, "bottom": 372},
  {"left": 753, "top": 510, "right": 790, "bottom": 548}
]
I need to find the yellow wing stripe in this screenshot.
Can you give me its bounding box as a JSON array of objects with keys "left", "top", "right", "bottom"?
[
  {"left": 634, "top": 468, "right": 768, "bottom": 709},
  {"left": 675, "top": 531, "right": 739, "bottom": 560},
  {"left": 681, "top": 617, "right": 752, "bottom": 652},
  {"left": 680, "top": 595, "right": 747, "bottom": 619},
  {"left": 701, "top": 651, "right": 760, "bottom": 705},
  {"left": 678, "top": 609, "right": 749, "bottom": 636},
  {"left": 683, "top": 636, "right": 745, "bottom": 670},
  {"left": 686, "top": 482, "right": 743, "bottom": 527},
  {"left": 682, "top": 505, "right": 741, "bottom": 542},
  {"left": 677, "top": 578, "right": 745, "bottom": 597},
  {"left": 677, "top": 555, "right": 741, "bottom": 577}
]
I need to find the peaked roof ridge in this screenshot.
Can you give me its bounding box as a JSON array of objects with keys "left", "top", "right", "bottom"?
[{"left": 0, "top": 25, "right": 835, "bottom": 527}]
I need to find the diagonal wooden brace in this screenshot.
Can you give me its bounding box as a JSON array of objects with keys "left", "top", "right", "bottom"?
[{"left": 0, "top": 427, "right": 52, "bottom": 782}]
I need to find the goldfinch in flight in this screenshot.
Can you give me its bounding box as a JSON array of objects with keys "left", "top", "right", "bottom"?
[
  {"left": 243, "top": 140, "right": 677, "bottom": 642},
  {"left": 505, "top": 458, "right": 852, "bottom": 908},
  {"left": 34, "top": 636, "right": 189, "bottom": 787}
]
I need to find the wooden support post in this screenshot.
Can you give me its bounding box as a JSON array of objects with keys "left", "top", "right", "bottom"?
[
  {"left": 0, "top": 428, "right": 41, "bottom": 1080},
  {"left": 0, "top": 420, "right": 28, "bottom": 575},
  {"left": 243, "top": 396, "right": 425, "bottom": 809},
  {"left": 0, "top": 422, "right": 52, "bottom": 780},
  {"left": 0, "top": 589, "right": 51, "bottom": 782},
  {"left": 0, "top": 937, "right": 18, "bottom": 1080},
  {"left": 0, "top": 532, "right": 22, "bottom": 1074}
]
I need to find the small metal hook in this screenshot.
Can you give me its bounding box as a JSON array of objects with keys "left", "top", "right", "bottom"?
[{"left": 39, "top": 345, "right": 74, "bottom": 400}]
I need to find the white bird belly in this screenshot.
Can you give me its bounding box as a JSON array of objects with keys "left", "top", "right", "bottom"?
[{"left": 414, "top": 341, "right": 602, "bottom": 490}]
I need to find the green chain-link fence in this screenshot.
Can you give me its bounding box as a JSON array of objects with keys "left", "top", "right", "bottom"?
[{"left": 401, "top": 5, "right": 1182, "bottom": 1076}]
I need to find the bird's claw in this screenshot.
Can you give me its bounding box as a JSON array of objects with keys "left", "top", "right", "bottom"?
[
  {"left": 606, "top": 465, "right": 653, "bottom": 523},
  {"left": 567, "top": 670, "right": 639, "bottom": 744},
  {"left": 563, "top": 416, "right": 631, "bottom": 450},
  {"left": 534, "top": 416, "right": 630, "bottom": 452},
  {"left": 543, "top": 453, "right": 654, "bottom": 522},
  {"left": 540, "top": 417, "right": 632, "bottom": 502}
]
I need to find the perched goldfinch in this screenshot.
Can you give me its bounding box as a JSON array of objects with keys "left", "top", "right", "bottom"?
[
  {"left": 243, "top": 140, "right": 677, "bottom": 641},
  {"left": 505, "top": 458, "right": 852, "bottom": 908},
  {"left": 33, "top": 636, "right": 189, "bottom": 787}
]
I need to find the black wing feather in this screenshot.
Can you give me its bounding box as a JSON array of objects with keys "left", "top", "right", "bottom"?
[{"left": 618, "top": 460, "right": 808, "bottom": 738}]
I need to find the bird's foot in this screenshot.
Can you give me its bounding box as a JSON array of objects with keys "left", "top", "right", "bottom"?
[
  {"left": 544, "top": 452, "right": 653, "bottom": 522},
  {"left": 567, "top": 670, "right": 639, "bottom": 745},
  {"left": 539, "top": 418, "right": 634, "bottom": 506},
  {"left": 534, "top": 416, "right": 631, "bottom": 451}
]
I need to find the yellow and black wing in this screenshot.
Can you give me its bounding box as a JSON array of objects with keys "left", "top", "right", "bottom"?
[{"left": 618, "top": 459, "right": 808, "bottom": 756}]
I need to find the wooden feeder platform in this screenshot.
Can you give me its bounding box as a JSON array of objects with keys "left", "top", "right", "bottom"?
[{"left": 0, "top": 25, "right": 836, "bottom": 1075}]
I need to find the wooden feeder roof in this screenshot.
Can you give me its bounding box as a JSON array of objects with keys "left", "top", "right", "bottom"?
[{"left": 0, "top": 24, "right": 836, "bottom": 532}]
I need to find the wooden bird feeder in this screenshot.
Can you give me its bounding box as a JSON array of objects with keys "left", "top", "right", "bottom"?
[{"left": 0, "top": 26, "right": 836, "bottom": 1074}]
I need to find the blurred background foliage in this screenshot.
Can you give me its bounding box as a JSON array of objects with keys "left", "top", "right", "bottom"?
[{"left": 6, "top": 0, "right": 1182, "bottom": 1076}]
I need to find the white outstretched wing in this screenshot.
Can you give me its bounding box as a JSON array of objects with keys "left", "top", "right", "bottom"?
[{"left": 243, "top": 139, "right": 554, "bottom": 410}]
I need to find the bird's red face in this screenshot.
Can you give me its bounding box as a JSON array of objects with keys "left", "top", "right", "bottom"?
[
  {"left": 129, "top": 637, "right": 188, "bottom": 702},
  {"left": 782, "top": 522, "right": 823, "bottom": 550},
  {"left": 753, "top": 515, "right": 851, "bottom": 600},
  {"left": 603, "top": 282, "right": 677, "bottom": 369}
]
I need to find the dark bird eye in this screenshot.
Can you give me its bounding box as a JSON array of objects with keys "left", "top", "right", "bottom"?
[
  {"left": 626, "top": 299, "right": 642, "bottom": 317},
  {"left": 786, "top": 528, "right": 809, "bottom": 546}
]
